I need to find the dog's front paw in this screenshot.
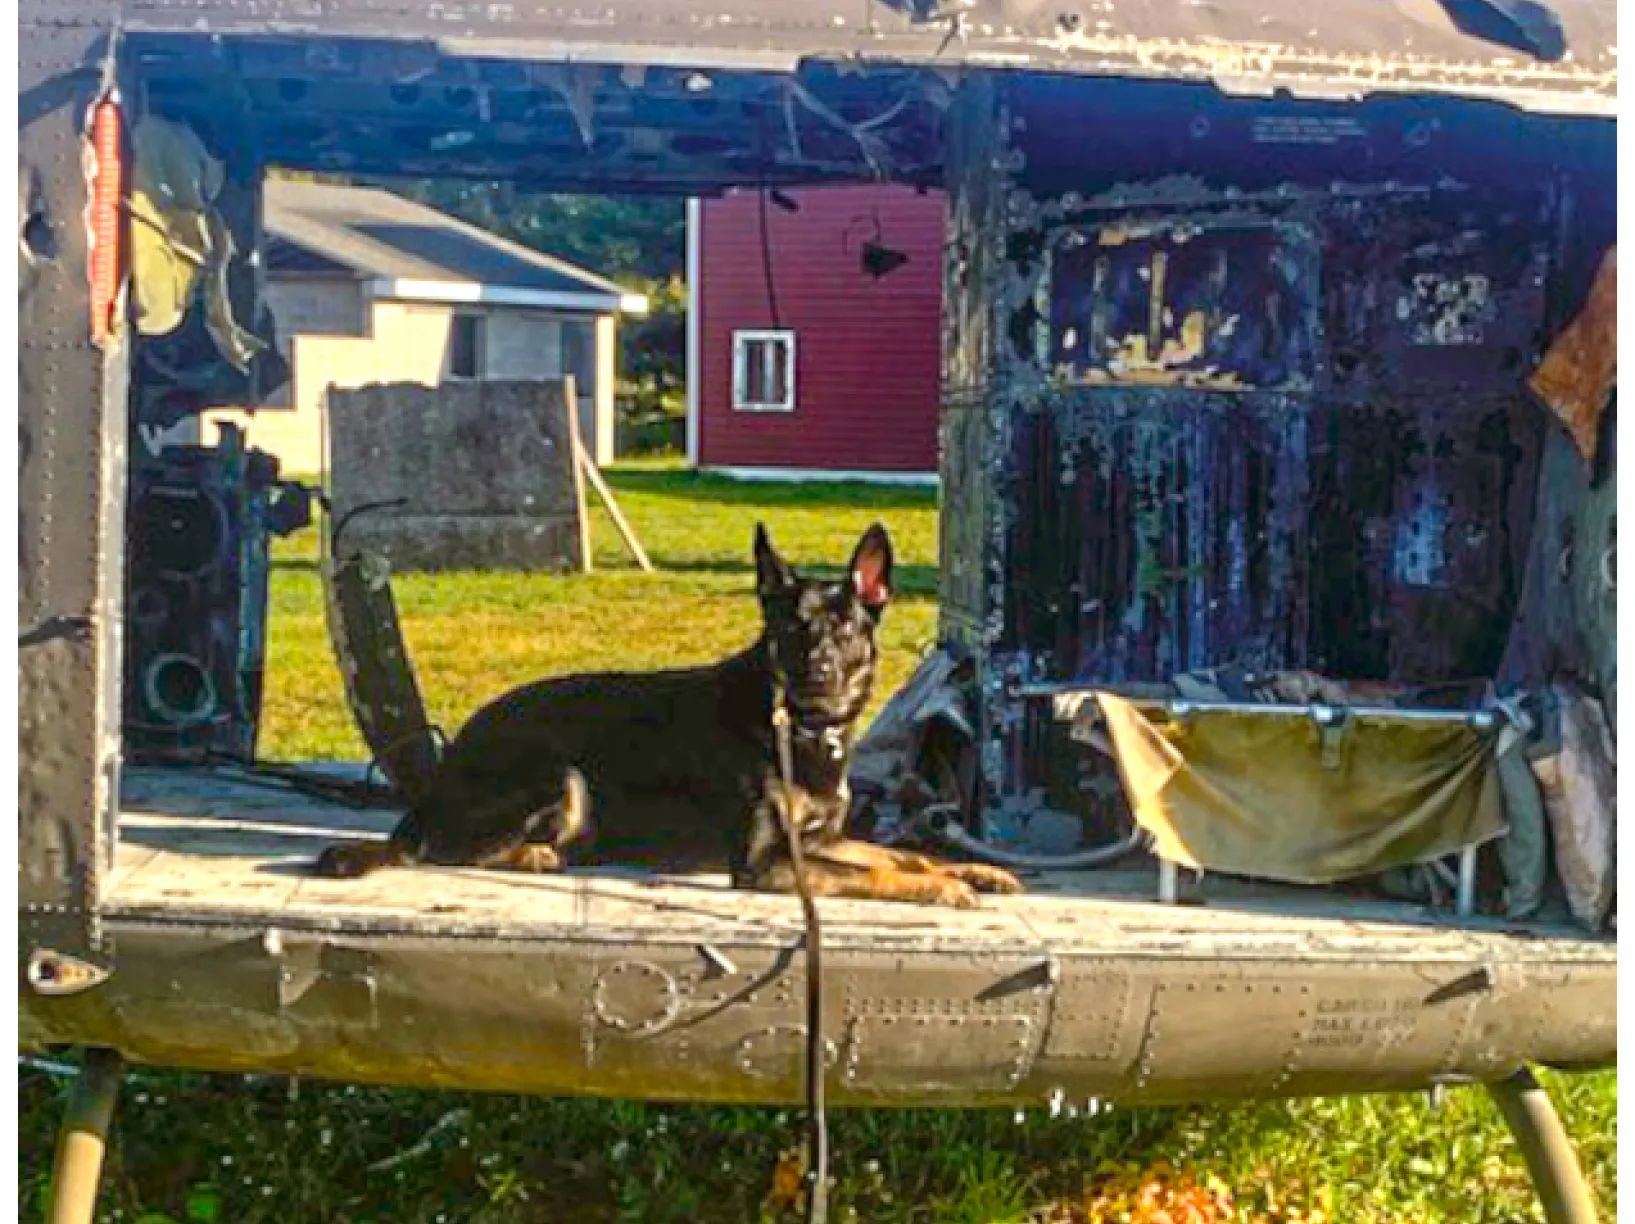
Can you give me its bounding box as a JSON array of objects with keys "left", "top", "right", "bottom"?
[
  {"left": 923, "top": 875, "right": 982, "bottom": 909},
  {"left": 941, "top": 863, "right": 1024, "bottom": 896}
]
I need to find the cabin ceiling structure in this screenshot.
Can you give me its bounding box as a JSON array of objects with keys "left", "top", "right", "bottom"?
[{"left": 116, "top": 0, "right": 1616, "bottom": 195}]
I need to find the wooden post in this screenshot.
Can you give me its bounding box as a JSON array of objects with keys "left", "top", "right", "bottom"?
[
  {"left": 561, "top": 375, "right": 594, "bottom": 574},
  {"left": 576, "top": 440, "right": 654, "bottom": 572}
]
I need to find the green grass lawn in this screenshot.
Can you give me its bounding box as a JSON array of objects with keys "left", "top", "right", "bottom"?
[
  {"left": 18, "top": 463, "right": 1616, "bottom": 1224},
  {"left": 262, "top": 462, "right": 942, "bottom": 761}
]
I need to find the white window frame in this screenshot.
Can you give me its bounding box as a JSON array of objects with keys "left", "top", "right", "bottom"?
[{"left": 732, "top": 329, "right": 796, "bottom": 412}]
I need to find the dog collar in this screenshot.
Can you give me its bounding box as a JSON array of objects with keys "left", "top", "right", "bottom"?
[
  {"left": 812, "top": 725, "right": 847, "bottom": 761},
  {"left": 768, "top": 661, "right": 848, "bottom": 762},
  {"left": 778, "top": 707, "right": 848, "bottom": 761}
]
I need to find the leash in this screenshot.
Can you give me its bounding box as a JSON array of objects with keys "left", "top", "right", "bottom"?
[{"left": 770, "top": 674, "right": 830, "bottom": 1224}]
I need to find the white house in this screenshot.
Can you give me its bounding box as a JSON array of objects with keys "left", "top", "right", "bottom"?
[{"left": 204, "top": 179, "right": 648, "bottom": 472}]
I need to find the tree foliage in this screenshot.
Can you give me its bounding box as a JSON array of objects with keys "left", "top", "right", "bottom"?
[{"left": 399, "top": 182, "right": 685, "bottom": 285}]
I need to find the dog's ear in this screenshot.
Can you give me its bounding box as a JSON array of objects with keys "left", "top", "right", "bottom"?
[
  {"left": 849, "top": 523, "right": 893, "bottom": 613},
  {"left": 754, "top": 523, "right": 796, "bottom": 596}
]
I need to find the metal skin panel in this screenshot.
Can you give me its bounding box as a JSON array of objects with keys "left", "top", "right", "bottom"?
[
  {"left": 19, "top": 7, "right": 130, "bottom": 961},
  {"left": 115, "top": 0, "right": 1616, "bottom": 118},
  {"left": 20, "top": 919, "right": 1615, "bottom": 1105},
  {"left": 835, "top": 953, "right": 1052, "bottom": 1099}
]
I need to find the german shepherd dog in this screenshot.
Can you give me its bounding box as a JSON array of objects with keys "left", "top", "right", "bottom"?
[{"left": 316, "top": 524, "right": 1022, "bottom": 908}]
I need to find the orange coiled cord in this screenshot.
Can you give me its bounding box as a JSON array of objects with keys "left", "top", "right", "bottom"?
[{"left": 89, "top": 93, "right": 124, "bottom": 346}]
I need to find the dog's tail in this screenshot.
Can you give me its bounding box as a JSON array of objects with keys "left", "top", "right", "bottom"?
[{"left": 522, "top": 767, "right": 592, "bottom": 851}]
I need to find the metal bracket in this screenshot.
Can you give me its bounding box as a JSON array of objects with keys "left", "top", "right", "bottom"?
[
  {"left": 269, "top": 935, "right": 379, "bottom": 1027},
  {"left": 1310, "top": 704, "right": 1350, "bottom": 770}
]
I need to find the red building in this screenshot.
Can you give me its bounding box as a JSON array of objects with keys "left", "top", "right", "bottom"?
[{"left": 687, "top": 184, "right": 946, "bottom": 480}]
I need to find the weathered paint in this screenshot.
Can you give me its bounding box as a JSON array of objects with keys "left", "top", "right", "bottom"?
[
  {"left": 118, "top": 0, "right": 1616, "bottom": 118},
  {"left": 936, "top": 73, "right": 1614, "bottom": 810},
  {"left": 19, "top": 912, "right": 1616, "bottom": 1106},
  {"left": 19, "top": 4, "right": 130, "bottom": 962}
]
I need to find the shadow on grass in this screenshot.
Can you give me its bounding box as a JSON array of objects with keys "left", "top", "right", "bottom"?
[
  {"left": 605, "top": 466, "right": 939, "bottom": 513},
  {"left": 612, "top": 558, "right": 941, "bottom": 597}
]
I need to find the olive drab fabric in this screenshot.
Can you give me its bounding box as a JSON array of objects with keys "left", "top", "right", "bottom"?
[
  {"left": 128, "top": 116, "right": 263, "bottom": 368},
  {"left": 1092, "top": 693, "right": 1507, "bottom": 886}
]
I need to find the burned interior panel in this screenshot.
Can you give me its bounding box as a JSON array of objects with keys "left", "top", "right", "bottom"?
[
  {"left": 1043, "top": 220, "right": 1321, "bottom": 391},
  {"left": 936, "top": 76, "right": 1008, "bottom": 659},
  {"left": 1002, "top": 391, "right": 1316, "bottom": 685},
  {"left": 1002, "top": 187, "right": 1551, "bottom": 688},
  {"left": 941, "top": 73, "right": 1613, "bottom": 803}
]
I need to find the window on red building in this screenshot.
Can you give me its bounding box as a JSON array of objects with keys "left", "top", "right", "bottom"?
[{"left": 732, "top": 329, "right": 795, "bottom": 411}]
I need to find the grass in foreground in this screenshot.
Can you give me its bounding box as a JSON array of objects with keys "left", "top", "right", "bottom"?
[
  {"left": 18, "top": 463, "right": 1616, "bottom": 1223},
  {"left": 16, "top": 1067, "right": 1617, "bottom": 1224}
]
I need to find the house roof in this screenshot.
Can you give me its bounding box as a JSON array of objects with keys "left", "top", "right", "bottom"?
[{"left": 263, "top": 180, "right": 649, "bottom": 315}]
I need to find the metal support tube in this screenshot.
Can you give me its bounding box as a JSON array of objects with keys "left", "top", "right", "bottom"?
[
  {"left": 1157, "top": 859, "right": 1179, "bottom": 904},
  {"left": 1486, "top": 1068, "right": 1600, "bottom": 1224},
  {"left": 1456, "top": 844, "right": 1478, "bottom": 917},
  {"left": 914, "top": 804, "right": 1146, "bottom": 871},
  {"left": 47, "top": 1048, "right": 124, "bottom": 1224},
  {"left": 1025, "top": 682, "right": 1497, "bottom": 728}
]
